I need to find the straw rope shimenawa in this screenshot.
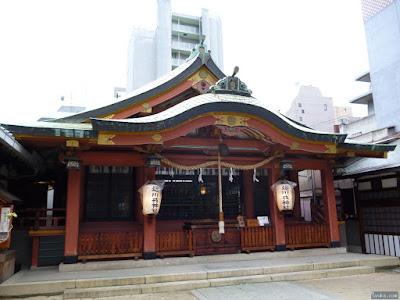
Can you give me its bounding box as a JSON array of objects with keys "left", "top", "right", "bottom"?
[
  {"left": 153, "top": 152, "right": 283, "bottom": 234},
  {"left": 154, "top": 152, "right": 283, "bottom": 170}
]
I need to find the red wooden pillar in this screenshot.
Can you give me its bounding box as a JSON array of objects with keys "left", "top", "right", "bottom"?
[
  {"left": 64, "top": 167, "right": 85, "bottom": 264},
  {"left": 31, "top": 236, "right": 40, "bottom": 267},
  {"left": 135, "top": 168, "right": 145, "bottom": 225},
  {"left": 291, "top": 170, "right": 302, "bottom": 219},
  {"left": 243, "top": 170, "right": 255, "bottom": 219},
  {"left": 321, "top": 161, "right": 340, "bottom": 247},
  {"left": 142, "top": 167, "right": 157, "bottom": 259},
  {"left": 269, "top": 166, "right": 286, "bottom": 251}
]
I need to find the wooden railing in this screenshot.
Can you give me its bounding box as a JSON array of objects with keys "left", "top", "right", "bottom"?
[
  {"left": 15, "top": 208, "right": 66, "bottom": 231},
  {"left": 78, "top": 231, "right": 143, "bottom": 260},
  {"left": 285, "top": 223, "right": 330, "bottom": 248},
  {"left": 156, "top": 230, "right": 196, "bottom": 257},
  {"left": 240, "top": 226, "right": 275, "bottom": 252}
]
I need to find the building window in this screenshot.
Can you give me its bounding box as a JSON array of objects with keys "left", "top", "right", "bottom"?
[
  {"left": 324, "top": 104, "right": 327, "bottom": 111},
  {"left": 156, "top": 168, "right": 243, "bottom": 220},
  {"left": 299, "top": 117, "right": 303, "bottom": 121},
  {"left": 301, "top": 109, "right": 305, "bottom": 114},
  {"left": 85, "top": 166, "right": 134, "bottom": 221},
  {"left": 298, "top": 103, "right": 302, "bottom": 107}
]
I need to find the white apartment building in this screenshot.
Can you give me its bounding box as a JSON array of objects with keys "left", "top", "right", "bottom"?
[
  {"left": 339, "top": 0, "right": 400, "bottom": 143},
  {"left": 126, "top": 0, "right": 223, "bottom": 92}
]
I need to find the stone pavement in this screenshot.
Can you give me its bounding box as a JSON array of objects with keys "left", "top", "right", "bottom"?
[
  {"left": 1, "top": 248, "right": 398, "bottom": 299},
  {"left": 9, "top": 268, "right": 400, "bottom": 300}
]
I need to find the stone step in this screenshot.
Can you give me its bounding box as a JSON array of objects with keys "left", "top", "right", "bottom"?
[
  {"left": 62, "top": 259, "right": 377, "bottom": 289},
  {"left": 1, "top": 253, "right": 398, "bottom": 298},
  {"left": 59, "top": 247, "right": 348, "bottom": 272},
  {"left": 63, "top": 266, "right": 375, "bottom": 299}
]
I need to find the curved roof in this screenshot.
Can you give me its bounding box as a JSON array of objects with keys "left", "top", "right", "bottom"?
[
  {"left": 52, "top": 52, "right": 225, "bottom": 124},
  {"left": 90, "top": 92, "right": 397, "bottom": 153},
  {"left": 91, "top": 93, "right": 347, "bottom": 144}
]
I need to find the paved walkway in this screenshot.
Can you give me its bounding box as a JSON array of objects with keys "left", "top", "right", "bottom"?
[
  {"left": 2, "top": 249, "right": 391, "bottom": 285},
  {"left": 2, "top": 248, "right": 399, "bottom": 299},
  {"left": 102, "top": 270, "right": 400, "bottom": 300},
  {"left": 12, "top": 269, "right": 400, "bottom": 300}
]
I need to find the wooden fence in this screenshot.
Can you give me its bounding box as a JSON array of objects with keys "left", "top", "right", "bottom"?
[
  {"left": 285, "top": 223, "right": 329, "bottom": 248},
  {"left": 15, "top": 208, "right": 66, "bottom": 231},
  {"left": 156, "top": 231, "right": 196, "bottom": 257},
  {"left": 240, "top": 226, "right": 275, "bottom": 252},
  {"left": 78, "top": 231, "right": 143, "bottom": 260}
]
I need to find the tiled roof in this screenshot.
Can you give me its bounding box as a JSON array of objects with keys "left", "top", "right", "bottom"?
[
  {"left": 3, "top": 122, "right": 94, "bottom": 139},
  {"left": 91, "top": 93, "right": 348, "bottom": 144},
  {"left": 343, "top": 139, "right": 400, "bottom": 176},
  {"left": 0, "top": 125, "right": 40, "bottom": 171}
]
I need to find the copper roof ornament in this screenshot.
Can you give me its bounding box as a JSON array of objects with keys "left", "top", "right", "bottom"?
[{"left": 209, "top": 66, "right": 252, "bottom": 96}]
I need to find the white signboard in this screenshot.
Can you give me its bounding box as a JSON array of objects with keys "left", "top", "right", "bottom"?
[
  {"left": 257, "top": 216, "right": 270, "bottom": 226},
  {"left": 0, "top": 207, "right": 11, "bottom": 233}
]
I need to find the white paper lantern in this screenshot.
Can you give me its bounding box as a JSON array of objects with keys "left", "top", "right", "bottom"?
[
  {"left": 140, "top": 183, "right": 163, "bottom": 215},
  {"left": 271, "top": 180, "right": 297, "bottom": 212}
]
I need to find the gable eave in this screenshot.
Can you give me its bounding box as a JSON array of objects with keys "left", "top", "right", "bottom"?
[{"left": 51, "top": 53, "right": 225, "bottom": 124}]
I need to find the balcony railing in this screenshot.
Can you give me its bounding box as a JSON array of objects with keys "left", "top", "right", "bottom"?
[
  {"left": 172, "top": 58, "right": 188, "bottom": 66},
  {"left": 171, "top": 41, "right": 195, "bottom": 51},
  {"left": 172, "top": 24, "right": 199, "bottom": 34}
]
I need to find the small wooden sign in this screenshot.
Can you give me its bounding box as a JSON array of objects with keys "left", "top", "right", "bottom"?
[
  {"left": 237, "top": 215, "right": 245, "bottom": 228},
  {"left": 0, "top": 205, "right": 13, "bottom": 249},
  {"left": 246, "top": 219, "right": 259, "bottom": 227}
]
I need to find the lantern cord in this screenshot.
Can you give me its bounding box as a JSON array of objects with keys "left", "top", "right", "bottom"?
[
  {"left": 155, "top": 152, "right": 283, "bottom": 171},
  {"left": 218, "top": 151, "right": 225, "bottom": 234}
]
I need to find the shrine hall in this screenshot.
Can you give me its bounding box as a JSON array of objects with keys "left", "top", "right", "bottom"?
[{"left": 3, "top": 42, "right": 395, "bottom": 266}]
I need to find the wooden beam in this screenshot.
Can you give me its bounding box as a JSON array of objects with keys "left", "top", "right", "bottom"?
[
  {"left": 163, "top": 137, "right": 267, "bottom": 152},
  {"left": 80, "top": 151, "right": 145, "bottom": 166}
]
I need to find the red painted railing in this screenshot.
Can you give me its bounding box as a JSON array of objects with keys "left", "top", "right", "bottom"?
[
  {"left": 78, "top": 231, "right": 143, "bottom": 260},
  {"left": 285, "top": 223, "right": 330, "bottom": 248},
  {"left": 156, "top": 230, "right": 196, "bottom": 257},
  {"left": 240, "top": 226, "right": 275, "bottom": 252}
]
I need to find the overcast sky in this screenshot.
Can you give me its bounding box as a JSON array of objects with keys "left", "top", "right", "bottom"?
[{"left": 0, "top": 0, "right": 369, "bottom": 124}]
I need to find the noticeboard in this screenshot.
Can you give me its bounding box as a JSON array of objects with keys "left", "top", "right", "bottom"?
[{"left": 0, "top": 205, "right": 13, "bottom": 249}]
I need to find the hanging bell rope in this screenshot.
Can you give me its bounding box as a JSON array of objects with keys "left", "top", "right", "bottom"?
[
  {"left": 155, "top": 152, "right": 283, "bottom": 171},
  {"left": 218, "top": 150, "right": 224, "bottom": 234}
]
